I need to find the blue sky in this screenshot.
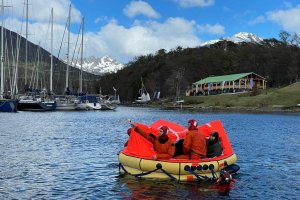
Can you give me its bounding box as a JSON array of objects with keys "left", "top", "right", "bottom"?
[{"left": 4, "top": 0, "right": 300, "bottom": 63}]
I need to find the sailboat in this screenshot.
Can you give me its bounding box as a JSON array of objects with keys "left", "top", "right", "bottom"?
[
  {"left": 0, "top": 98, "right": 18, "bottom": 112},
  {"left": 110, "top": 87, "right": 121, "bottom": 104},
  {"left": 77, "top": 87, "right": 116, "bottom": 111},
  {"left": 136, "top": 77, "right": 151, "bottom": 103},
  {"left": 78, "top": 95, "right": 101, "bottom": 110},
  {"left": 55, "top": 5, "right": 87, "bottom": 111},
  {"left": 17, "top": 45, "right": 56, "bottom": 111},
  {"left": 98, "top": 99, "right": 117, "bottom": 110},
  {"left": 17, "top": 6, "right": 56, "bottom": 111},
  {"left": 0, "top": 0, "right": 18, "bottom": 112}
]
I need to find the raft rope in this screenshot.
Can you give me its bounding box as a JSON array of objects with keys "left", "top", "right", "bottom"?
[
  {"left": 209, "top": 164, "right": 218, "bottom": 180},
  {"left": 119, "top": 162, "right": 218, "bottom": 182},
  {"left": 184, "top": 165, "right": 209, "bottom": 182},
  {"left": 157, "top": 163, "right": 176, "bottom": 180},
  {"left": 119, "top": 163, "right": 176, "bottom": 180}
]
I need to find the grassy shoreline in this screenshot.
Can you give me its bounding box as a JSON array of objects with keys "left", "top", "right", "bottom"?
[{"left": 130, "top": 81, "right": 300, "bottom": 113}]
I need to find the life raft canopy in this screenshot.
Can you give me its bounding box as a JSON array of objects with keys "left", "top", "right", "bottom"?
[{"left": 122, "top": 119, "right": 235, "bottom": 162}]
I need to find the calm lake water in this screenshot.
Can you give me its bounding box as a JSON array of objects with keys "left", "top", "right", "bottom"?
[{"left": 1, "top": 106, "right": 300, "bottom": 199}]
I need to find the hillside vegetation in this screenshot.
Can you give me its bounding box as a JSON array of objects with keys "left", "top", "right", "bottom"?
[{"left": 97, "top": 35, "right": 300, "bottom": 102}]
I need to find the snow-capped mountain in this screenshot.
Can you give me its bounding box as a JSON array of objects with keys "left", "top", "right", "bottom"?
[
  {"left": 70, "top": 55, "right": 124, "bottom": 75},
  {"left": 201, "top": 32, "right": 263, "bottom": 46}
]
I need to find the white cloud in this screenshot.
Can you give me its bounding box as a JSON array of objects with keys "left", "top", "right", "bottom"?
[
  {"left": 84, "top": 18, "right": 201, "bottom": 63},
  {"left": 249, "top": 15, "right": 266, "bottom": 25},
  {"left": 198, "top": 23, "right": 225, "bottom": 35},
  {"left": 94, "top": 16, "right": 110, "bottom": 24},
  {"left": 3, "top": 0, "right": 204, "bottom": 64},
  {"left": 123, "top": 1, "right": 160, "bottom": 19},
  {"left": 175, "top": 0, "right": 214, "bottom": 8},
  {"left": 267, "top": 5, "right": 300, "bottom": 33},
  {"left": 7, "top": 0, "right": 81, "bottom": 24},
  {"left": 94, "top": 18, "right": 101, "bottom": 24}
]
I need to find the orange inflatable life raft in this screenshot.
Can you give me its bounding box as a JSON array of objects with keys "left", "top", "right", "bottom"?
[{"left": 118, "top": 119, "right": 239, "bottom": 182}]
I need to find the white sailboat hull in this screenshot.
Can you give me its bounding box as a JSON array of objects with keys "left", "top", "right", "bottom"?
[{"left": 86, "top": 102, "right": 102, "bottom": 110}]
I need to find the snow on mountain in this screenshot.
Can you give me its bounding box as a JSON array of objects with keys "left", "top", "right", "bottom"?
[
  {"left": 201, "top": 32, "right": 263, "bottom": 46},
  {"left": 70, "top": 55, "right": 124, "bottom": 75},
  {"left": 201, "top": 39, "right": 222, "bottom": 46},
  {"left": 229, "top": 32, "right": 263, "bottom": 43}
]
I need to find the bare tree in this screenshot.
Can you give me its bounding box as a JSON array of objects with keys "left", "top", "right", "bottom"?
[
  {"left": 291, "top": 33, "right": 300, "bottom": 46},
  {"left": 279, "top": 31, "right": 291, "bottom": 44}
]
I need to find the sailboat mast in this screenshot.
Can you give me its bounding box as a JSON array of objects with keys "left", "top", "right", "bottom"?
[
  {"left": 25, "top": 0, "right": 28, "bottom": 86},
  {"left": 65, "top": 4, "right": 71, "bottom": 91},
  {"left": 36, "top": 44, "right": 40, "bottom": 90},
  {"left": 50, "top": 8, "right": 53, "bottom": 92},
  {"left": 80, "top": 16, "right": 84, "bottom": 93},
  {"left": 0, "top": 0, "right": 4, "bottom": 99}
]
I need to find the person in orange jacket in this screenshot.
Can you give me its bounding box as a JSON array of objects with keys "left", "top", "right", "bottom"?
[
  {"left": 132, "top": 124, "right": 175, "bottom": 160},
  {"left": 183, "top": 119, "right": 207, "bottom": 159},
  {"left": 124, "top": 128, "right": 132, "bottom": 147}
]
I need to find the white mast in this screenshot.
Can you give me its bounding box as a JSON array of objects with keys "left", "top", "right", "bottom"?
[
  {"left": 0, "top": 0, "right": 4, "bottom": 99},
  {"left": 65, "top": 4, "right": 71, "bottom": 91},
  {"left": 50, "top": 8, "right": 53, "bottom": 92},
  {"left": 25, "top": 0, "right": 28, "bottom": 86},
  {"left": 79, "top": 16, "right": 84, "bottom": 93},
  {"left": 36, "top": 44, "right": 40, "bottom": 90}
]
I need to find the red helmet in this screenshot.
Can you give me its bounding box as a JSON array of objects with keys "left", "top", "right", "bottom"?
[
  {"left": 159, "top": 126, "right": 169, "bottom": 135},
  {"left": 188, "top": 119, "right": 198, "bottom": 130}
]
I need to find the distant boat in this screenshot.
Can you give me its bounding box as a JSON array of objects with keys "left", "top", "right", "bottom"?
[
  {"left": 0, "top": 1, "right": 18, "bottom": 112},
  {"left": 0, "top": 99, "right": 18, "bottom": 112},
  {"left": 55, "top": 7, "right": 88, "bottom": 111},
  {"left": 111, "top": 87, "right": 121, "bottom": 104},
  {"left": 16, "top": 45, "right": 56, "bottom": 112},
  {"left": 16, "top": 5, "right": 56, "bottom": 112},
  {"left": 78, "top": 95, "right": 117, "bottom": 110},
  {"left": 110, "top": 95, "right": 120, "bottom": 104},
  {"left": 136, "top": 77, "right": 151, "bottom": 103},
  {"left": 79, "top": 95, "right": 101, "bottom": 110},
  {"left": 99, "top": 102, "right": 117, "bottom": 110},
  {"left": 55, "top": 95, "right": 86, "bottom": 111},
  {"left": 98, "top": 96, "right": 117, "bottom": 110},
  {"left": 17, "top": 92, "right": 56, "bottom": 111},
  {"left": 55, "top": 5, "right": 78, "bottom": 111}
]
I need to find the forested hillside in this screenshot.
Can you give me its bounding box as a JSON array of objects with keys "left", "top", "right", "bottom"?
[{"left": 97, "top": 36, "right": 300, "bottom": 102}]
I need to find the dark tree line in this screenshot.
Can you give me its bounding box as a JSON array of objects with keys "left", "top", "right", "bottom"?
[{"left": 97, "top": 31, "right": 300, "bottom": 102}]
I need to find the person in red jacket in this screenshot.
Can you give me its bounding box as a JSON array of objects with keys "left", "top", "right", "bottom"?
[
  {"left": 183, "top": 119, "right": 207, "bottom": 159},
  {"left": 132, "top": 124, "right": 175, "bottom": 160}
]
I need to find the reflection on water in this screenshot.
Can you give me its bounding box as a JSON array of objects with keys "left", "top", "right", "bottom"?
[
  {"left": 1, "top": 106, "right": 300, "bottom": 199},
  {"left": 116, "top": 175, "right": 236, "bottom": 199}
]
